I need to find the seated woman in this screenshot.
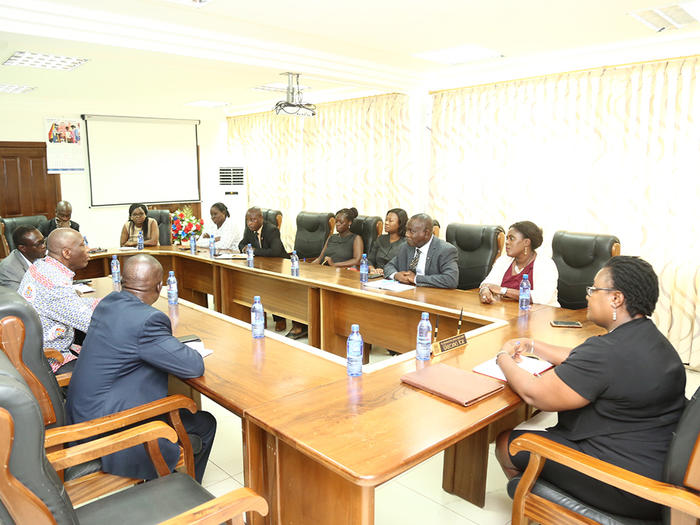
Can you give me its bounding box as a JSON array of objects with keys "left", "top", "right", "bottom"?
[
  {"left": 367, "top": 208, "right": 408, "bottom": 275},
  {"left": 120, "top": 203, "right": 159, "bottom": 247},
  {"left": 197, "top": 202, "right": 237, "bottom": 252},
  {"left": 479, "top": 220, "right": 558, "bottom": 306},
  {"left": 312, "top": 207, "right": 363, "bottom": 268},
  {"left": 494, "top": 256, "right": 686, "bottom": 520}
]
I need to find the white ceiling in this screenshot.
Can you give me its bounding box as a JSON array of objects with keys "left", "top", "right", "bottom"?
[{"left": 3, "top": 0, "right": 700, "bottom": 117}]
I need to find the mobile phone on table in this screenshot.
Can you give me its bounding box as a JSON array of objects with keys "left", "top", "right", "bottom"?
[{"left": 550, "top": 320, "right": 583, "bottom": 328}]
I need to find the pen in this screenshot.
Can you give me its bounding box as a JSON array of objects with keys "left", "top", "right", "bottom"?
[
  {"left": 457, "top": 308, "right": 463, "bottom": 334},
  {"left": 433, "top": 316, "right": 439, "bottom": 342}
]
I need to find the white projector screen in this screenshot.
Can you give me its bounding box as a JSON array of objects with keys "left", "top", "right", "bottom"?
[{"left": 84, "top": 115, "right": 200, "bottom": 206}]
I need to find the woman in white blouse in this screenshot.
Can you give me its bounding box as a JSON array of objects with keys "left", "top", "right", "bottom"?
[
  {"left": 479, "top": 221, "right": 559, "bottom": 306},
  {"left": 197, "top": 202, "right": 238, "bottom": 251}
]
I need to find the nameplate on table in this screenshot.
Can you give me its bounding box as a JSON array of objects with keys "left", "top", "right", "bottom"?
[{"left": 432, "top": 333, "right": 467, "bottom": 356}]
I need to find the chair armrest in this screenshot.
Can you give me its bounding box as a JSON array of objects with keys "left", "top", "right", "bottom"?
[
  {"left": 55, "top": 372, "right": 71, "bottom": 387},
  {"left": 45, "top": 394, "right": 196, "bottom": 447},
  {"left": 159, "top": 487, "right": 269, "bottom": 525},
  {"left": 44, "top": 349, "right": 64, "bottom": 364},
  {"left": 510, "top": 433, "right": 700, "bottom": 518},
  {"left": 46, "top": 421, "right": 177, "bottom": 471}
]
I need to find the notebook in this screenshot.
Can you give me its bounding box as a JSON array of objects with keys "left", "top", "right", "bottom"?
[
  {"left": 473, "top": 355, "right": 553, "bottom": 382},
  {"left": 401, "top": 363, "right": 505, "bottom": 407}
]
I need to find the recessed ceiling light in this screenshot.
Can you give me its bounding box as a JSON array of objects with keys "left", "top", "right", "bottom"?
[
  {"left": 254, "top": 82, "right": 311, "bottom": 93},
  {"left": 0, "top": 84, "right": 36, "bottom": 94},
  {"left": 415, "top": 44, "right": 502, "bottom": 66},
  {"left": 3, "top": 51, "right": 88, "bottom": 71},
  {"left": 185, "top": 100, "right": 229, "bottom": 108}
]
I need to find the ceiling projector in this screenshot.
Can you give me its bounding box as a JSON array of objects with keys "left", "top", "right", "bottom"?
[{"left": 274, "top": 72, "right": 316, "bottom": 117}]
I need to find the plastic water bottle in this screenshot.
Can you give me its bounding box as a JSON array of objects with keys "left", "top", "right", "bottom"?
[
  {"left": 208, "top": 236, "right": 216, "bottom": 258},
  {"left": 346, "top": 324, "right": 363, "bottom": 377},
  {"left": 137, "top": 230, "right": 144, "bottom": 250},
  {"left": 251, "top": 296, "right": 265, "bottom": 339},
  {"left": 246, "top": 243, "right": 255, "bottom": 268},
  {"left": 110, "top": 255, "right": 120, "bottom": 284},
  {"left": 519, "top": 274, "right": 531, "bottom": 310},
  {"left": 167, "top": 271, "right": 178, "bottom": 305},
  {"left": 189, "top": 236, "right": 196, "bottom": 255},
  {"left": 290, "top": 250, "right": 300, "bottom": 277},
  {"left": 416, "top": 312, "right": 432, "bottom": 361},
  {"left": 83, "top": 235, "right": 89, "bottom": 247},
  {"left": 359, "top": 253, "right": 369, "bottom": 283}
]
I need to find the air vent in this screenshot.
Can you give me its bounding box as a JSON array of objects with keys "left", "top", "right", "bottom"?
[{"left": 219, "top": 167, "right": 244, "bottom": 186}]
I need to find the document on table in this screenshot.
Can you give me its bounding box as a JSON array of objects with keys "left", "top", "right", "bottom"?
[
  {"left": 473, "top": 355, "right": 553, "bottom": 382},
  {"left": 185, "top": 340, "right": 213, "bottom": 358},
  {"left": 214, "top": 253, "right": 247, "bottom": 259},
  {"left": 72, "top": 283, "right": 95, "bottom": 294},
  {"left": 119, "top": 246, "right": 138, "bottom": 251},
  {"left": 362, "top": 279, "right": 414, "bottom": 292}
]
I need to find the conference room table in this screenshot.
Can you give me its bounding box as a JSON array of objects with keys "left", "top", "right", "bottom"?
[{"left": 84, "top": 249, "right": 601, "bottom": 525}]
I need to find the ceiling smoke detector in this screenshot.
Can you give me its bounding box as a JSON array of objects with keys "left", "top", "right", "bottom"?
[{"left": 273, "top": 72, "right": 316, "bottom": 117}]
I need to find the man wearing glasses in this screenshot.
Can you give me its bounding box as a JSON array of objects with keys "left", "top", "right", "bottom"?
[
  {"left": 42, "top": 200, "right": 80, "bottom": 236},
  {"left": 0, "top": 226, "right": 46, "bottom": 290}
]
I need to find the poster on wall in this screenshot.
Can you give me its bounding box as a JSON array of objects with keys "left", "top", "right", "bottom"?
[{"left": 45, "top": 117, "right": 85, "bottom": 173}]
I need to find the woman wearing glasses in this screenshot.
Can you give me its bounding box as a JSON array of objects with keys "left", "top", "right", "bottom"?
[
  {"left": 494, "top": 256, "right": 686, "bottom": 520},
  {"left": 478, "top": 220, "right": 559, "bottom": 306},
  {"left": 120, "top": 203, "right": 159, "bottom": 247}
]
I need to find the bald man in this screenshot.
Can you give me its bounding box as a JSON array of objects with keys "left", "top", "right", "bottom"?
[
  {"left": 18, "top": 228, "right": 96, "bottom": 373},
  {"left": 66, "top": 254, "right": 216, "bottom": 483},
  {"left": 42, "top": 200, "right": 80, "bottom": 236}
]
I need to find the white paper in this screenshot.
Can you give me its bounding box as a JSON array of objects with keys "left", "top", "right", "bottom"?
[
  {"left": 119, "top": 246, "right": 138, "bottom": 251},
  {"left": 473, "top": 356, "right": 553, "bottom": 382},
  {"left": 72, "top": 283, "right": 95, "bottom": 294},
  {"left": 214, "top": 253, "right": 247, "bottom": 259},
  {"left": 185, "top": 340, "right": 213, "bottom": 358},
  {"left": 362, "top": 279, "right": 414, "bottom": 292}
]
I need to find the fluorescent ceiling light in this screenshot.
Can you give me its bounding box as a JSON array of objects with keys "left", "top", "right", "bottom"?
[
  {"left": 415, "top": 44, "right": 502, "bottom": 65},
  {"left": 185, "top": 100, "right": 229, "bottom": 107},
  {"left": 629, "top": 3, "right": 698, "bottom": 32},
  {"left": 0, "top": 84, "right": 36, "bottom": 94},
  {"left": 160, "top": 0, "right": 213, "bottom": 7},
  {"left": 3, "top": 51, "right": 88, "bottom": 71},
  {"left": 254, "top": 82, "right": 311, "bottom": 93}
]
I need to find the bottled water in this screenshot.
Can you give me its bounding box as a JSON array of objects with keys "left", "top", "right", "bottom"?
[
  {"left": 251, "top": 296, "right": 265, "bottom": 339},
  {"left": 359, "top": 253, "right": 369, "bottom": 283},
  {"left": 246, "top": 243, "right": 255, "bottom": 268},
  {"left": 346, "top": 324, "right": 363, "bottom": 377},
  {"left": 190, "top": 236, "right": 196, "bottom": 255},
  {"left": 167, "top": 270, "right": 178, "bottom": 305},
  {"left": 416, "top": 312, "right": 432, "bottom": 361},
  {"left": 519, "top": 274, "right": 531, "bottom": 310},
  {"left": 208, "top": 236, "right": 216, "bottom": 258},
  {"left": 290, "top": 250, "right": 300, "bottom": 277},
  {"left": 83, "top": 236, "right": 89, "bottom": 247},
  {"left": 137, "top": 230, "right": 144, "bottom": 250},
  {"left": 110, "top": 255, "right": 120, "bottom": 284}
]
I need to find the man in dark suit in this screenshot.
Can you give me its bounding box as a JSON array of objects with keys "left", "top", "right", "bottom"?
[
  {"left": 384, "top": 213, "right": 459, "bottom": 288},
  {"left": 42, "top": 200, "right": 80, "bottom": 236},
  {"left": 0, "top": 226, "right": 45, "bottom": 290},
  {"left": 66, "top": 254, "right": 216, "bottom": 483}
]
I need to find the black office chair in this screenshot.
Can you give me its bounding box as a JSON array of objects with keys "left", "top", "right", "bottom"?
[
  {"left": 349, "top": 215, "right": 382, "bottom": 256},
  {"left": 1, "top": 215, "right": 49, "bottom": 251},
  {"left": 293, "top": 211, "right": 335, "bottom": 260},
  {"left": 551, "top": 231, "right": 621, "bottom": 309},
  {"left": 259, "top": 208, "right": 283, "bottom": 230},
  {"left": 446, "top": 224, "right": 505, "bottom": 290},
  {"left": 507, "top": 386, "right": 700, "bottom": 525},
  {"left": 147, "top": 210, "right": 172, "bottom": 246}
]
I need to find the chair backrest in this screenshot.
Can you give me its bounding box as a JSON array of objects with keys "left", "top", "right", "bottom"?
[
  {"left": 0, "top": 222, "right": 10, "bottom": 259},
  {"left": 0, "top": 287, "right": 65, "bottom": 428},
  {"left": 446, "top": 224, "right": 505, "bottom": 290},
  {"left": 147, "top": 210, "right": 172, "bottom": 246},
  {"left": 551, "top": 231, "right": 621, "bottom": 309},
  {"left": 432, "top": 219, "right": 440, "bottom": 239},
  {"left": 0, "top": 351, "right": 78, "bottom": 525},
  {"left": 259, "top": 208, "right": 283, "bottom": 230},
  {"left": 349, "top": 215, "right": 382, "bottom": 256},
  {"left": 1, "top": 216, "right": 49, "bottom": 252},
  {"left": 293, "top": 212, "right": 335, "bottom": 260}
]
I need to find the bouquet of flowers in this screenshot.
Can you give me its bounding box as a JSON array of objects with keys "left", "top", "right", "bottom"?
[{"left": 171, "top": 206, "right": 204, "bottom": 243}]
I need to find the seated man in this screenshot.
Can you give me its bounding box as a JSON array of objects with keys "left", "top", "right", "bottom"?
[
  {"left": 238, "top": 206, "right": 288, "bottom": 331},
  {"left": 66, "top": 254, "right": 216, "bottom": 483},
  {"left": 18, "top": 228, "right": 96, "bottom": 373},
  {"left": 0, "top": 226, "right": 45, "bottom": 290},
  {"left": 384, "top": 213, "right": 459, "bottom": 288},
  {"left": 42, "top": 200, "right": 80, "bottom": 236}
]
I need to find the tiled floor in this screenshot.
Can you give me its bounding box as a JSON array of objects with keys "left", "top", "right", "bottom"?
[{"left": 199, "top": 324, "right": 700, "bottom": 525}]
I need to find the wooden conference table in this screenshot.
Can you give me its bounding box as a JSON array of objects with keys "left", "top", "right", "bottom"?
[{"left": 84, "top": 249, "right": 602, "bottom": 525}]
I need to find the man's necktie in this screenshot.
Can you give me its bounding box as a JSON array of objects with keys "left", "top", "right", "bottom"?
[
  {"left": 256, "top": 231, "right": 262, "bottom": 248},
  {"left": 408, "top": 248, "right": 420, "bottom": 272}
]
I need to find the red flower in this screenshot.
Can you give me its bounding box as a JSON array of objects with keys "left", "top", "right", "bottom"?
[
  {"left": 179, "top": 213, "right": 185, "bottom": 219},
  {"left": 184, "top": 223, "right": 193, "bottom": 233},
  {"left": 195, "top": 224, "right": 201, "bottom": 230}
]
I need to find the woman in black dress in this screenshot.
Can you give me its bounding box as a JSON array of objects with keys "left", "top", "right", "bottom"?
[{"left": 367, "top": 208, "right": 407, "bottom": 275}]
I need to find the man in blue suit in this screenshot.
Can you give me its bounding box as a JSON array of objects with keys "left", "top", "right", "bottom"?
[
  {"left": 66, "top": 254, "right": 216, "bottom": 482},
  {"left": 384, "top": 213, "right": 459, "bottom": 289}
]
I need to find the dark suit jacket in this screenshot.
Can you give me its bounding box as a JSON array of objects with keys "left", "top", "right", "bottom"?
[
  {"left": 238, "top": 222, "right": 288, "bottom": 258},
  {"left": 0, "top": 249, "right": 30, "bottom": 290},
  {"left": 66, "top": 291, "right": 204, "bottom": 480},
  {"left": 384, "top": 236, "right": 459, "bottom": 289},
  {"left": 42, "top": 218, "right": 80, "bottom": 236}
]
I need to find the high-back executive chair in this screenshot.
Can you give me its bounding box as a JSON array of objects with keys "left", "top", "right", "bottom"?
[
  {"left": 551, "top": 231, "right": 621, "bottom": 309},
  {"left": 293, "top": 211, "right": 335, "bottom": 260},
  {"left": 259, "top": 208, "right": 283, "bottom": 230},
  {"left": 446, "top": 224, "right": 505, "bottom": 290},
  {"left": 508, "top": 386, "right": 700, "bottom": 525},
  {"left": 147, "top": 209, "right": 173, "bottom": 246},
  {"left": 0, "top": 287, "right": 197, "bottom": 506},
  {"left": 0, "top": 351, "right": 268, "bottom": 524},
  {"left": 1, "top": 215, "right": 49, "bottom": 252},
  {"left": 349, "top": 215, "right": 383, "bottom": 256}
]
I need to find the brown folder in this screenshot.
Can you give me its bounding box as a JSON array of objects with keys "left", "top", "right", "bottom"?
[{"left": 401, "top": 363, "right": 505, "bottom": 407}]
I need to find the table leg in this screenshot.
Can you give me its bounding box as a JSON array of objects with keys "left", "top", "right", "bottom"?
[{"left": 442, "top": 426, "right": 489, "bottom": 507}]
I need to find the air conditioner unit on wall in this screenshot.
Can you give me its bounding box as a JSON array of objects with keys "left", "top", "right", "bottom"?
[{"left": 217, "top": 166, "right": 246, "bottom": 243}]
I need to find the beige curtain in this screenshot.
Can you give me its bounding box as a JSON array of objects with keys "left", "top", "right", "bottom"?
[
  {"left": 228, "top": 93, "right": 412, "bottom": 250},
  {"left": 431, "top": 57, "right": 700, "bottom": 368}
]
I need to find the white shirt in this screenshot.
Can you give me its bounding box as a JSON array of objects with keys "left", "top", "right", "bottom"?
[
  {"left": 480, "top": 254, "right": 560, "bottom": 307},
  {"left": 414, "top": 235, "right": 433, "bottom": 276},
  {"left": 197, "top": 217, "right": 239, "bottom": 251}
]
